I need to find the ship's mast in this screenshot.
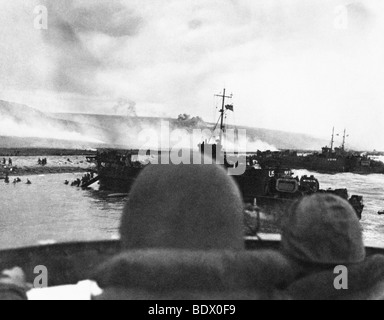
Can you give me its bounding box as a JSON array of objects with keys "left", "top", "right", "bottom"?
[
  {"left": 215, "top": 88, "right": 233, "bottom": 144},
  {"left": 341, "top": 129, "right": 348, "bottom": 151},
  {"left": 330, "top": 127, "right": 335, "bottom": 151}
]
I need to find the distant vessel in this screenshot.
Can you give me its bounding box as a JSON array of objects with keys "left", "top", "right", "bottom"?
[
  {"left": 255, "top": 128, "right": 384, "bottom": 174},
  {"left": 89, "top": 90, "right": 365, "bottom": 219}
]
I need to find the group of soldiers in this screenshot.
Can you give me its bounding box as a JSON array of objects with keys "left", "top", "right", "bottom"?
[
  {"left": 65, "top": 172, "right": 95, "bottom": 188},
  {"left": 2, "top": 158, "right": 12, "bottom": 167},
  {"left": 38, "top": 158, "right": 48, "bottom": 166},
  {"left": 4, "top": 175, "right": 31, "bottom": 185}
]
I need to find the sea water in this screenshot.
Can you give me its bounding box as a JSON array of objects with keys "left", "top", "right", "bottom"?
[{"left": 0, "top": 170, "right": 383, "bottom": 250}]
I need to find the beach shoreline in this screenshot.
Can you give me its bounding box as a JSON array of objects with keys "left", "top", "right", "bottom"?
[
  {"left": 0, "top": 148, "right": 96, "bottom": 157},
  {"left": 2, "top": 166, "right": 92, "bottom": 177},
  {"left": 0, "top": 152, "right": 96, "bottom": 178}
]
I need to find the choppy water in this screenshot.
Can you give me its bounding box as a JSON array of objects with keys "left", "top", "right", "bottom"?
[
  {"left": 295, "top": 169, "right": 384, "bottom": 246},
  {"left": 0, "top": 169, "right": 383, "bottom": 250}
]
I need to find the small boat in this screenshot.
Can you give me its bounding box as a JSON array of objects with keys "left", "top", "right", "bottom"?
[{"left": 378, "top": 211, "right": 384, "bottom": 216}]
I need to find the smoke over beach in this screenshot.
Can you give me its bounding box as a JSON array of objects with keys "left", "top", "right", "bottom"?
[{"left": 0, "top": 99, "right": 327, "bottom": 151}]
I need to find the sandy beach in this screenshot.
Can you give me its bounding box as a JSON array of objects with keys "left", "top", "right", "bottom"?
[{"left": 0, "top": 155, "right": 95, "bottom": 177}]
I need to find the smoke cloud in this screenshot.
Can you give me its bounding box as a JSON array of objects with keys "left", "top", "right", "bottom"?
[
  {"left": 0, "top": 1, "right": 383, "bottom": 150},
  {"left": 0, "top": 101, "right": 102, "bottom": 144},
  {"left": 113, "top": 98, "right": 137, "bottom": 117}
]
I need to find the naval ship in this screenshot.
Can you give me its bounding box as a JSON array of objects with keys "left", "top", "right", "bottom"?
[
  {"left": 255, "top": 128, "right": 384, "bottom": 174},
  {"left": 85, "top": 89, "right": 364, "bottom": 219}
]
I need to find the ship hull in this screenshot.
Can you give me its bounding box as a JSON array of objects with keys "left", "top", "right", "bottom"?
[
  {"left": 94, "top": 151, "right": 364, "bottom": 219},
  {"left": 258, "top": 155, "right": 384, "bottom": 174},
  {"left": 98, "top": 164, "right": 283, "bottom": 203},
  {"left": 97, "top": 165, "right": 326, "bottom": 216},
  {"left": 281, "top": 157, "right": 347, "bottom": 173},
  {"left": 98, "top": 166, "right": 142, "bottom": 192}
]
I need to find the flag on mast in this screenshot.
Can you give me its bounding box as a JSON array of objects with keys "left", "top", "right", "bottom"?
[{"left": 225, "top": 104, "right": 234, "bottom": 112}]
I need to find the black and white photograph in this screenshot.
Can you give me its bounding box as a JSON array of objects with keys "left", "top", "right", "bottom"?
[{"left": 0, "top": 0, "right": 383, "bottom": 303}]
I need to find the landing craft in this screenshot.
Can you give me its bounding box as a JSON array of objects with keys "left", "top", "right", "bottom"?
[
  {"left": 1, "top": 236, "right": 384, "bottom": 299},
  {"left": 88, "top": 89, "right": 365, "bottom": 220}
]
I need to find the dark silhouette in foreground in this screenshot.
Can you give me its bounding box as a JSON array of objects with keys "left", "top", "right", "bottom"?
[
  {"left": 281, "top": 194, "right": 384, "bottom": 300},
  {"left": 93, "top": 161, "right": 294, "bottom": 300}
]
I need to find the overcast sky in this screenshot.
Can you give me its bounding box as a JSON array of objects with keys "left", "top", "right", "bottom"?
[{"left": 0, "top": 0, "right": 383, "bottom": 150}]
